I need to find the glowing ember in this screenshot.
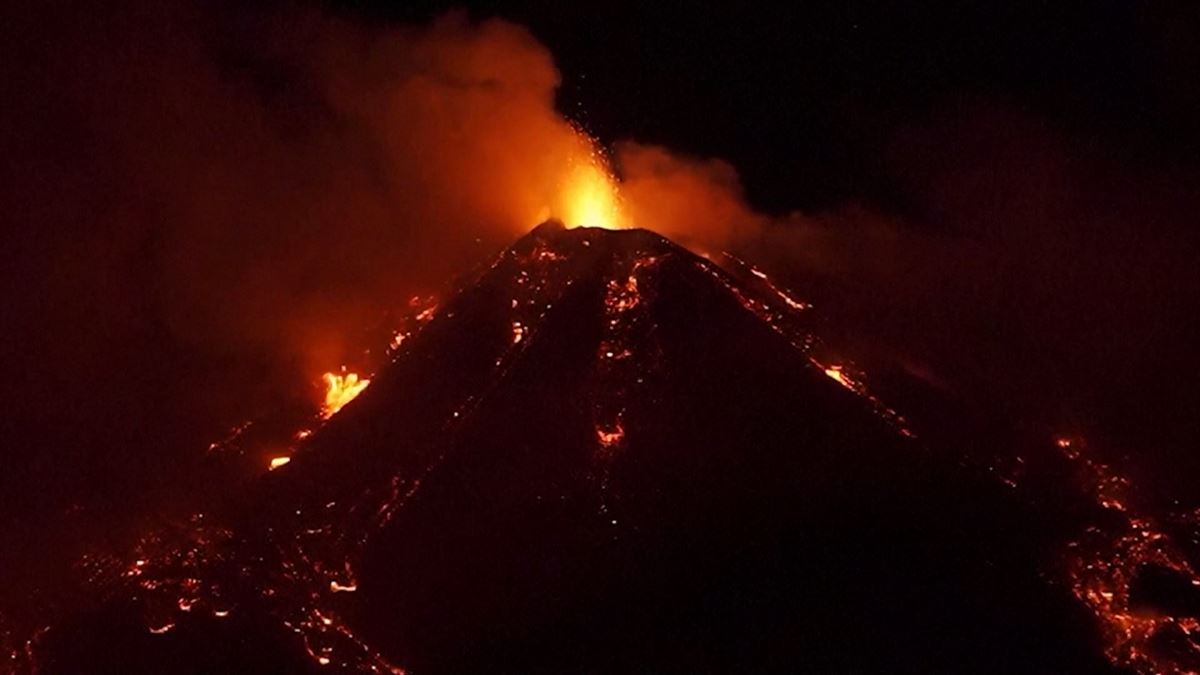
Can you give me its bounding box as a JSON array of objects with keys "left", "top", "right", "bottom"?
[
  {"left": 823, "top": 366, "right": 853, "bottom": 389},
  {"left": 511, "top": 321, "right": 525, "bottom": 344},
  {"left": 321, "top": 371, "right": 370, "bottom": 419},
  {"left": 206, "top": 420, "right": 253, "bottom": 454},
  {"left": 596, "top": 423, "right": 625, "bottom": 448},
  {"left": 329, "top": 580, "right": 357, "bottom": 593},
  {"left": 1056, "top": 436, "right": 1081, "bottom": 459},
  {"left": 269, "top": 456, "right": 292, "bottom": 470}
]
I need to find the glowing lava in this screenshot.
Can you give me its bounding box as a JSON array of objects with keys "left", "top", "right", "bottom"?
[
  {"left": 595, "top": 423, "right": 625, "bottom": 448},
  {"left": 822, "top": 364, "right": 863, "bottom": 394},
  {"left": 556, "top": 147, "right": 626, "bottom": 230},
  {"left": 321, "top": 371, "right": 370, "bottom": 419},
  {"left": 269, "top": 456, "right": 292, "bottom": 470}
]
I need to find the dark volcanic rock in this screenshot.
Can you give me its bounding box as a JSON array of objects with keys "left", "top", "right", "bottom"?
[{"left": 35, "top": 224, "right": 1117, "bottom": 674}]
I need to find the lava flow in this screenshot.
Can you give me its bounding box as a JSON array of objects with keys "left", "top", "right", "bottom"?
[
  {"left": 1055, "top": 436, "right": 1200, "bottom": 673},
  {"left": 11, "top": 224, "right": 1199, "bottom": 675},
  {"left": 321, "top": 371, "right": 371, "bottom": 420},
  {"left": 557, "top": 154, "right": 626, "bottom": 230}
]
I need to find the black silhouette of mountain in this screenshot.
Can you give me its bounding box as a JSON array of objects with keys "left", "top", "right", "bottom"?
[{"left": 33, "top": 223, "right": 1128, "bottom": 674}]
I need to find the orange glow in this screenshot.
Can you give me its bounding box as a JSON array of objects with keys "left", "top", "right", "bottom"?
[
  {"left": 1055, "top": 435, "right": 1081, "bottom": 459},
  {"left": 269, "top": 456, "right": 291, "bottom": 470},
  {"left": 824, "top": 366, "right": 853, "bottom": 389},
  {"left": 415, "top": 305, "right": 438, "bottom": 323},
  {"left": 321, "top": 371, "right": 370, "bottom": 419},
  {"left": 555, "top": 147, "right": 626, "bottom": 230},
  {"left": 596, "top": 423, "right": 625, "bottom": 448}
]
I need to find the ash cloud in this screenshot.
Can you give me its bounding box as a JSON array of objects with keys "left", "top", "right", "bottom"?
[
  {"left": 0, "top": 3, "right": 609, "bottom": 531},
  {"left": 616, "top": 142, "right": 768, "bottom": 246}
]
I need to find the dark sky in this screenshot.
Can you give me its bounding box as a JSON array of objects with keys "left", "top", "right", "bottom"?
[
  {"left": 337, "top": 0, "right": 1200, "bottom": 211},
  {"left": 2, "top": 0, "right": 1199, "bottom": 616}
]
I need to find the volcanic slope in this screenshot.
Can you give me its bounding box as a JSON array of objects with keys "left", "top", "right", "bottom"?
[{"left": 37, "top": 222, "right": 1120, "bottom": 674}]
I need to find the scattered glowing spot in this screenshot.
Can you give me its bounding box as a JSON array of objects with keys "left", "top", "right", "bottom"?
[
  {"left": 511, "top": 322, "right": 525, "bottom": 344},
  {"left": 1055, "top": 435, "right": 1082, "bottom": 459},
  {"left": 329, "top": 581, "right": 357, "bottom": 593},
  {"left": 213, "top": 610, "right": 229, "bottom": 618},
  {"left": 776, "top": 292, "right": 811, "bottom": 312},
  {"left": 206, "top": 420, "right": 253, "bottom": 453},
  {"left": 294, "top": 429, "right": 312, "bottom": 441},
  {"left": 318, "top": 656, "right": 331, "bottom": 666},
  {"left": 321, "top": 371, "right": 370, "bottom": 419},
  {"left": 269, "top": 456, "right": 291, "bottom": 470},
  {"left": 148, "top": 623, "right": 175, "bottom": 635}
]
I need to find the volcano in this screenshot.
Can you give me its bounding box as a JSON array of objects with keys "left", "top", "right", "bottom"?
[{"left": 27, "top": 223, "right": 1196, "bottom": 674}]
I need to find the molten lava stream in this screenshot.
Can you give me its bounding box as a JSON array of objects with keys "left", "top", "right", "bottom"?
[{"left": 321, "top": 371, "right": 370, "bottom": 419}]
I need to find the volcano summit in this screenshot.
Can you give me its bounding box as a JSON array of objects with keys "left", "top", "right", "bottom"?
[{"left": 22, "top": 223, "right": 1199, "bottom": 674}]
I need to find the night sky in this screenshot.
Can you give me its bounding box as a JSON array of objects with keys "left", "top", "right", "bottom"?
[
  {"left": 353, "top": 1, "right": 1200, "bottom": 209},
  {"left": 3, "top": 0, "right": 1200, "bottom": 645}
]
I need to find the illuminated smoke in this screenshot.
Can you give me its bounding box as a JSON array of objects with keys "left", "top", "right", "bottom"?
[
  {"left": 616, "top": 142, "right": 768, "bottom": 246},
  {"left": 0, "top": 3, "right": 636, "bottom": 436}
]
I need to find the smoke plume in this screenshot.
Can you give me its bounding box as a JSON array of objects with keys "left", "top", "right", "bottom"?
[{"left": 3, "top": 1, "right": 1199, "bottom": 586}]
